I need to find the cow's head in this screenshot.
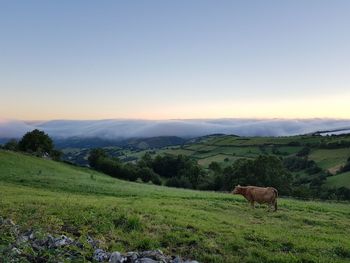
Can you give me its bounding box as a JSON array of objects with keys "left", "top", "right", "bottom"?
[{"left": 232, "top": 185, "right": 242, "bottom": 194}]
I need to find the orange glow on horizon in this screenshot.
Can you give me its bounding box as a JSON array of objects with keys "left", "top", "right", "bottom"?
[{"left": 2, "top": 93, "right": 350, "bottom": 121}]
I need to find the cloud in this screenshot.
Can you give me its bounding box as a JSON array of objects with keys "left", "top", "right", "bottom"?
[{"left": 1, "top": 118, "right": 350, "bottom": 139}]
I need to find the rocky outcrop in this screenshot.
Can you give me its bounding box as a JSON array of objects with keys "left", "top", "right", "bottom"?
[
  {"left": 0, "top": 217, "right": 199, "bottom": 263},
  {"left": 92, "top": 249, "right": 199, "bottom": 263}
]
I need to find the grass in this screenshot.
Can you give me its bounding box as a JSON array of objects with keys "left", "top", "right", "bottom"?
[
  {"left": 326, "top": 172, "right": 350, "bottom": 188},
  {"left": 1, "top": 150, "right": 350, "bottom": 262},
  {"left": 197, "top": 154, "right": 240, "bottom": 168},
  {"left": 309, "top": 149, "right": 350, "bottom": 172},
  {"left": 61, "top": 134, "right": 350, "bottom": 189}
]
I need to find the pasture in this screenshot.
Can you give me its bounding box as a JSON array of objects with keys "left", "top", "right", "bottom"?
[{"left": 1, "top": 150, "right": 350, "bottom": 262}]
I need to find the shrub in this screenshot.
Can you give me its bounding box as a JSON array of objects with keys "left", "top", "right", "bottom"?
[
  {"left": 339, "top": 158, "right": 350, "bottom": 173},
  {"left": 166, "top": 176, "right": 192, "bottom": 189},
  {"left": 3, "top": 139, "right": 18, "bottom": 151},
  {"left": 138, "top": 167, "right": 155, "bottom": 183},
  {"left": 296, "top": 147, "right": 311, "bottom": 157},
  {"left": 18, "top": 129, "right": 54, "bottom": 156}
]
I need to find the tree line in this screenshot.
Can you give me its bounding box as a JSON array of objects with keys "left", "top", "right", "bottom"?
[
  {"left": 87, "top": 148, "right": 350, "bottom": 200},
  {"left": 2, "top": 129, "right": 349, "bottom": 200}
]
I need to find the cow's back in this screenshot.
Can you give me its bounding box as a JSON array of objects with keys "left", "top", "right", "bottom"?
[{"left": 247, "top": 186, "right": 276, "bottom": 204}]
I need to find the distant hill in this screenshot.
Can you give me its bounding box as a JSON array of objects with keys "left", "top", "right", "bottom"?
[
  {"left": 53, "top": 136, "right": 186, "bottom": 150},
  {"left": 2, "top": 118, "right": 350, "bottom": 139},
  {"left": 58, "top": 133, "right": 350, "bottom": 190}
]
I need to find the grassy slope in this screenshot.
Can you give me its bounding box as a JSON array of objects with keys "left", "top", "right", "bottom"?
[
  {"left": 309, "top": 148, "right": 350, "bottom": 173},
  {"left": 123, "top": 135, "right": 350, "bottom": 169},
  {"left": 62, "top": 135, "right": 350, "bottom": 190},
  {"left": 1, "top": 150, "right": 350, "bottom": 263},
  {"left": 326, "top": 171, "right": 350, "bottom": 188}
]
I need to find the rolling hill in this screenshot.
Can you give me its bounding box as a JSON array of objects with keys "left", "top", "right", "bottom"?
[
  {"left": 62, "top": 134, "right": 350, "bottom": 189},
  {"left": 1, "top": 150, "right": 350, "bottom": 262}
]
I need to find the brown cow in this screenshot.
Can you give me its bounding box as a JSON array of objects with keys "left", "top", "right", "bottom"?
[{"left": 232, "top": 185, "right": 278, "bottom": 211}]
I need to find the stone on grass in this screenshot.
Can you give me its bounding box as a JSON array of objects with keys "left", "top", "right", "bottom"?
[
  {"left": 109, "top": 251, "right": 126, "bottom": 263},
  {"left": 94, "top": 248, "right": 111, "bottom": 262},
  {"left": 135, "top": 258, "right": 159, "bottom": 263}
]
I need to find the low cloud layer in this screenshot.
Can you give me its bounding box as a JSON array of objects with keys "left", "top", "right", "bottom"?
[{"left": 1, "top": 118, "right": 350, "bottom": 139}]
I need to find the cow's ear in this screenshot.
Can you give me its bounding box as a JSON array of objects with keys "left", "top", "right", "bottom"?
[{"left": 237, "top": 184, "right": 240, "bottom": 187}]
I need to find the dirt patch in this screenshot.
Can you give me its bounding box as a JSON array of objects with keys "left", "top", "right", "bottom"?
[{"left": 328, "top": 164, "right": 343, "bottom": 175}]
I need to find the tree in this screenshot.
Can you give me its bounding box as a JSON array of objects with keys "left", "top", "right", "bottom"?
[
  {"left": 208, "top": 161, "right": 222, "bottom": 174},
  {"left": 220, "top": 156, "right": 292, "bottom": 195},
  {"left": 3, "top": 139, "right": 18, "bottom": 151},
  {"left": 296, "top": 147, "right": 311, "bottom": 157},
  {"left": 150, "top": 173, "right": 162, "bottom": 185},
  {"left": 50, "top": 149, "right": 62, "bottom": 161},
  {"left": 88, "top": 148, "right": 108, "bottom": 168},
  {"left": 18, "top": 129, "right": 54, "bottom": 156},
  {"left": 340, "top": 157, "right": 350, "bottom": 173},
  {"left": 138, "top": 152, "right": 153, "bottom": 168},
  {"left": 166, "top": 176, "right": 192, "bottom": 189},
  {"left": 138, "top": 167, "right": 154, "bottom": 183}
]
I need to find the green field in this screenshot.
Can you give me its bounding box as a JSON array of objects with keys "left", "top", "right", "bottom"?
[
  {"left": 60, "top": 134, "right": 350, "bottom": 192},
  {"left": 197, "top": 154, "right": 241, "bottom": 167},
  {"left": 309, "top": 149, "right": 350, "bottom": 173},
  {"left": 1, "top": 150, "right": 350, "bottom": 262},
  {"left": 326, "top": 172, "right": 350, "bottom": 188}
]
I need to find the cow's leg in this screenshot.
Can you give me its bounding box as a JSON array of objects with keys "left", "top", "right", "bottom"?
[{"left": 274, "top": 200, "right": 277, "bottom": 212}]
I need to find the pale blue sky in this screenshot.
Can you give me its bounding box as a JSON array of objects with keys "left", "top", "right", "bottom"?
[{"left": 1, "top": 0, "right": 350, "bottom": 120}]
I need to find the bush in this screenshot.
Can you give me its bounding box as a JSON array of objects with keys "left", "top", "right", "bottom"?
[
  {"left": 166, "top": 176, "right": 192, "bottom": 189},
  {"left": 150, "top": 173, "right": 162, "bottom": 185},
  {"left": 218, "top": 156, "right": 292, "bottom": 195},
  {"left": 88, "top": 148, "right": 108, "bottom": 168},
  {"left": 3, "top": 139, "right": 18, "bottom": 151},
  {"left": 18, "top": 129, "right": 54, "bottom": 156},
  {"left": 208, "top": 161, "right": 222, "bottom": 173},
  {"left": 292, "top": 185, "right": 312, "bottom": 199},
  {"left": 8, "top": 130, "right": 61, "bottom": 160},
  {"left": 305, "top": 164, "right": 322, "bottom": 175},
  {"left": 339, "top": 158, "right": 350, "bottom": 173},
  {"left": 150, "top": 154, "right": 206, "bottom": 188},
  {"left": 296, "top": 147, "right": 311, "bottom": 157},
  {"left": 283, "top": 156, "right": 313, "bottom": 172},
  {"left": 138, "top": 167, "right": 156, "bottom": 183}
]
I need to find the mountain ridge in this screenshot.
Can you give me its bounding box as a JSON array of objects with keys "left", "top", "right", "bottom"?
[{"left": 1, "top": 118, "right": 350, "bottom": 139}]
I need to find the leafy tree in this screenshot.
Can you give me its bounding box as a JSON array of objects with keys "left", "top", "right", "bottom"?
[
  {"left": 50, "top": 149, "right": 63, "bottom": 161},
  {"left": 335, "top": 187, "right": 350, "bottom": 200},
  {"left": 3, "top": 139, "right": 18, "bottom": 151},
  {"left": 292, "top": 185, "right": 311, "bottom": 199},
  {"left": 138, "top": 152, "right": 153, "bottom": 168},
  {"left": 18, "top": 129, "right": 54, "bottom": 156},
  {"left": 152, "top": 155, "right": 197, "bottom": 178},
  {"left": 138, "top": 167, "right": 155, "bottom": 183},
  {"left": 305, "top": 163, "right": 322, "bottom": 175},
  {"left": 220, "top": 156, "right": 292, "bottom": 195},
  {"left": 208, "top": 161, "right": 222, "bottom": 174},
  {"left": 166, "top": 176, "right": 192, "bottom": 189},
  {"left": 283, "top": 156, "right": 313, "bottom": 172},
  {"left": 88, "top": 148, "right": 108, "bottom": 168},
  {"left": 122, "top": 163, "right": 138, "bottom": 181},
  {"left": 296, "top": 147, "right": 311, "bottom": 157},
  {"left": 340, "top": 157, "right": 350, "bottom": 173},
  {"left": 150, "top": 173, "right": 162, "bottom": 185}
]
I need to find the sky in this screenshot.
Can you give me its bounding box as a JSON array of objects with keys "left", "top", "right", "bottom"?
[{"left": 1, "top": 0, "right": 350, "bottom": 120}]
